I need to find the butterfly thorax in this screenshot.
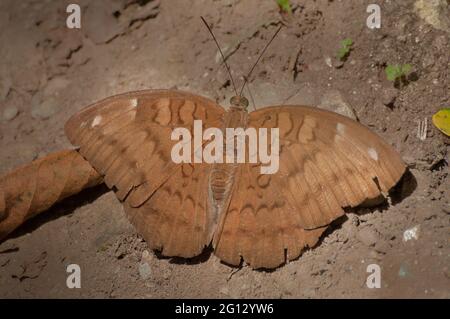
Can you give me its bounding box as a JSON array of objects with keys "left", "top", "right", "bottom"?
[
  {"left": 207, "top": 106, "right": 248, "bottom": 236},
  {"left": 229, "top": 95, "right": 249, "bottom": 109}
]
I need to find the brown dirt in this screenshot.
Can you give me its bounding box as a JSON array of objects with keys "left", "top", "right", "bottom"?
[{"left": 0, "top": 0, "right": 448, "bottom": 298}]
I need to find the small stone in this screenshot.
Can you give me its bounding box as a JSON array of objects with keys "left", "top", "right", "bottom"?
[
  {"left": 381, "top": 87, "right": 398, "bottom": 107},
  {"left": 414, "top": 0, "right": 450, "bottom": 33},
  {"left": 403, "top": 225, "right": 420, "bottom": 242},
  {"left": 138, "top": 262, "right": 152, "bottom": 280},
  {"left": 422, "top": 55, "right": 435, "bottom": 69},
  {"left": 369, "top": 250, "right": 383, "bottom": 260},
  {"left": 141, "top": 249, "right": 154, "bottom": 264},
  {"left": 31, "top": 96, "right": 59, "bottom": 120},
  {"left": 341, "top": 221, "right": 357, "bottom": 240},
  {"left": 333, "top": 59, "right": 345, "bottom": 69},
  {"left": 319, "top": 90, "right": 357, "bottom": 120},
  {"left": 162, "top": 269, "right": 171, "bottom": 280},
  {"left": 2, "top": 105, "right": 19, "bottom": 121},
  {"left": 398, "top": 264, "right": 408, "bottom": 277},
  {"left": 357, "top": 227, "right": 379, "bottom": 247},
  {"left": 141, "top": 250, "right": 150, "bottom": 260},
  {"left": 374, "top": 241, "right": 390, "bottom": 254},
  {"left": 43, "top": 77, "right": 70, "bottom": 97}
]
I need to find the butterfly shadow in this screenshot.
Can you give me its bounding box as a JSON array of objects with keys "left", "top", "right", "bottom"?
[
  {"left": 320, "top": 168, "right": 417, "bottom": 236},
  {"left": 4, "top": 183, "right": 110, "bottom": 242},
  {"left": 360, "top": 168, "right": 417, "bottom": 213},
  {"left": 154, "top": 246, "right": 214, "bottom": 266}
]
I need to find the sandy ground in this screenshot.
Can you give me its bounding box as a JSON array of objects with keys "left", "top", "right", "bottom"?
[{"left": 0, "top": 0, "right": 448, "bottom": 298}]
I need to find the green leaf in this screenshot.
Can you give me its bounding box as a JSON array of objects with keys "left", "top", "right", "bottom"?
[
  {"left": 337, "top": 38, "right": 353, "bottom": 60},
  {"left": 385, "top": 65, "right": 400, "bottom": 81},
  {"left": 401, "top": 64, "right": 412, "bottom": 75},
  {"left": 385, "top": 64, "right": 413, "bottom": 82},
  {"left": 337, "top": 48, "right": 347, "bottom": 59},
  {"left": 341, "top": 38, "right": 353, "bottom": 47},
  {"left": 277, "top": 0, "right": 292, "bottom": 13}
]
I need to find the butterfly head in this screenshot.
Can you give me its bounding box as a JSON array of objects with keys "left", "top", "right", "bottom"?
[{"left": 230, "top": 95, "right": 249, "bottom": 110}]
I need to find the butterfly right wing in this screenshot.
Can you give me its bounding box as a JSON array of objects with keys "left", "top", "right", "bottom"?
[{"left": 213, "top": 105, "right": 406, "bottom": 269}]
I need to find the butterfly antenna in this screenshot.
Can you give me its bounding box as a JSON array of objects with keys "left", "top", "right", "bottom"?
[
  {"left": 201, "top": 16, "right": 238, "bottom": 97},
  {"left": 246, "top": 83, "right": 257, "bottom": 111},
  {"left": 239, "top": 25, "right": 282, "bottom": 97}
]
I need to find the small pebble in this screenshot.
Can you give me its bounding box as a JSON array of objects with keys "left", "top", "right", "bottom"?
[
  {"left": 403, "top": 225, "right": 420, "bottom": 242},
  {"left": 319, "top": 90, "right": 358, "bottom": 120},
  {"left": 381, "top": 87, "right": 398, "bottom": 107},
  {"left": 357, "top": 227, "right": 379, "bottom": 247},
  {"left": 2, "top": 105, "right": 19, "bottom": 121},
  {"left": 138, "top": 262, "right": 152, "bottom": 280},
  {"left": 398, "top": 264, "right": 408, "bottom": 277},
  {"left": 31, "top": 96, "right": 59, "bottom": 120}
]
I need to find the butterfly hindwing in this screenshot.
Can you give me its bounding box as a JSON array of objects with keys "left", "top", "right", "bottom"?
[
  {"left": 125, "top": 162, "right": 213, "bottom": 258},
  {"left": 214, "top": 162, "right": 327, "bottom": 269}
]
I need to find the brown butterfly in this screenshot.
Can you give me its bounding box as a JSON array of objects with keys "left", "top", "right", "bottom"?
[
  {"left": 64, "top": 86, "right": 405, "bottom": 269},
  {"left": 63, "top": 19, "right": 405, "bottom": 269}
]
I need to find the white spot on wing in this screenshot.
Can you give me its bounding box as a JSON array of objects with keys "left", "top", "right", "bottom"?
[
  {"left": 131, "top": 98, "right": 138, "bottom": 107},
  {"left": 368, "top": 148, "right": 378, "bottom": 161},
  {"left": 334, "top": 123, "right": 346, "bottom": 143},
  {"left": 91, "top": 115, "right": 102, "bottom": 127}
]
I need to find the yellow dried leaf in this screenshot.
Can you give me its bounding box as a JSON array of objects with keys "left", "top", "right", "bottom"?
[{"left": 432, "top": 108, "right": 450, "bottom": 137}]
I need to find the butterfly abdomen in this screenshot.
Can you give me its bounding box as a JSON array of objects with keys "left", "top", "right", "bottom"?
[
  {"left": 206, "top": 108, "right": 248, "bottom": 233},
  {"left": 209, "top": 169, "right": 235, "bottom": 202}
]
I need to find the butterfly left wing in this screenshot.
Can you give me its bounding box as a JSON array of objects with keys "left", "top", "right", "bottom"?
[
  {"left": 65, "top": 90, "right": 225, "bottom": 258},
  {"left": 213, "top": 105, "right": 406, "bottom": 269}
]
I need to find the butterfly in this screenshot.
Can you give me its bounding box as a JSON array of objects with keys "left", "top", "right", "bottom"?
[{"left": 65, "top": 88, "right": 406, "bottom": 269}]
